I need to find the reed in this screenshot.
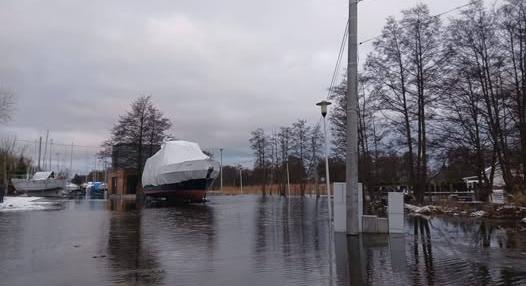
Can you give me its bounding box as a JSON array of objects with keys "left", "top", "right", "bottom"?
[{"left": 217, "top": 184, "right": 328, "bottom": 196}]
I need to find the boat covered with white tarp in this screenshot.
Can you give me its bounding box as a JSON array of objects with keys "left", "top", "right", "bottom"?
[{"left": 142, "top": 140, "right": 219, "bottom": 202}]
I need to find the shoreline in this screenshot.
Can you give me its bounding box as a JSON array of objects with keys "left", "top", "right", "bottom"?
[{"left": 405, "top": 202, "right": 526, "bottom": 222}]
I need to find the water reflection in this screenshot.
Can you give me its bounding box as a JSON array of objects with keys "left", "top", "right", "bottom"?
[
  {"left": 252, "top": 196, "right": 330, "bottom": 285},
  {"left": 412, "top": 216, "right": 434, "bottom": 285},
  {"left": 107, "top": 202, "right": 164, "bottom": 285},
  {"left": 0, "top": 197, "right": 525, "bottom": 285},
  {"left": 334, "top": 215, "right": 526, "bottom": 285}
]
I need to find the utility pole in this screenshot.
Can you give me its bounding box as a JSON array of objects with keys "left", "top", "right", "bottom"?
[
  {"left": 286, "top": 159, "right": 291, "bottom": 197},
  {"left": 220, "top": 148, "right": 223, "bottom": 191},
  {"left": 239, "top": 165, "right": 243, "bottom": 194},
  {"left": 37, "top": 136, "right": 42, "bottom": 171},
  {"left": 102, "top": 159, "right": 108, "bottom": 185},
  {"left": 69, "top": 142, "right": 73, "bottom": 177},
  {"left": 346, "top": 0, "right": 360, "bottom": 235}
]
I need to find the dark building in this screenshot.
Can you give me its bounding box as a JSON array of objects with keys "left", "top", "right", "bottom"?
[
  {"left": 109, "top": 143, "right": 161, "bottom": 196},
  {"left": 111, "top": 143, "right": 160, "bottom": 169}
]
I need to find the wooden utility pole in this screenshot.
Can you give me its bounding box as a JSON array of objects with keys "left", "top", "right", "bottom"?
[{"left": 346, "top": 0, "right": 360, "bottom": 235}]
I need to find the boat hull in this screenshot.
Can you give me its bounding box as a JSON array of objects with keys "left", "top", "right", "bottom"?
[
  {"left": 11, "top": 179, "right": 66, "bottom": 197},
  {"left": 143, "top": 178, "right": 215, "bottom": 202}
]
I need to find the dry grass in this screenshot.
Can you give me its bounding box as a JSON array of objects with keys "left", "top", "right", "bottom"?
[
  {"left": 217, "top": 184, "right": 328, "bottom": 196},
  {"left": 510, "top": 192, "right": 526, "bottom": 206}
]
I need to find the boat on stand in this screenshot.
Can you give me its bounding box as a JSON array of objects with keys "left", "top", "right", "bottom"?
[
  {"left": 11, "top": 171, "right": 66, "bottom": 197},
  {"left": 142, "top": 140, "right": 220, "bottom": 202}
]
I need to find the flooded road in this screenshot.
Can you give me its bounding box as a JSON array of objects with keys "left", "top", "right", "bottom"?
[{"left": 0, "top": 195, "right": 525, "bottom": 286}]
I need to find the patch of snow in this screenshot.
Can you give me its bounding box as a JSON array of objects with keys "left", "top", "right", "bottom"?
[
  {"left": 405, "top": 204, "right": 419, "bottom": 212},
  {"left": 405, "top": 204, "right": 441, "bottom": 215},
  {"left": 522, "top": 218, "right": 526, "bottom": 224},
  {"left": 470, "top": 210, "right": 486, "bottom": 217},
  {"left": 0, "top": 196, "right": 62, "bottom": 212}
]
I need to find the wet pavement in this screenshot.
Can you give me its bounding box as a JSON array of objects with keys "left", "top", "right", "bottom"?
[{"left": 0, "top": 195, "right": 525, "bottom": 285}]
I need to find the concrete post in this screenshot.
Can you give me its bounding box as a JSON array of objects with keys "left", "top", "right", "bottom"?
[
  {"left": 334, "top": 183, "right": 347, "bottom": 232},
  {"left": 388, "top": 192, "right": 404, "bottom": 233},
  {"left": 346, "top": 0, "right": 360, "bottom": 236},
  {"left": 357, "top": 183, "right": 363, "bottom": 233}
]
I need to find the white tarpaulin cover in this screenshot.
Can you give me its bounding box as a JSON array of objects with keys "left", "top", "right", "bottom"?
[{"left": 142, "top": 141, "right": 219, "bottom": 187}]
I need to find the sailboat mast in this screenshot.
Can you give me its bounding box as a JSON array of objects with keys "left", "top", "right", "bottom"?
[
  {"left": 49, "top": 139, "right": 53, "bottom": 170},
  {"left": 43, "top": 131, "right": 49, "bottom": 170},
  {"left": 37, "top": 136, "right": 42, "bottom": 171}
]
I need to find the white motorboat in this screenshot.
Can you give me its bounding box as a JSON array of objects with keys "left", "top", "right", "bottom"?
[
  {"left": 142, "top": 141, "right": 220, "bottom": 202},
  {"left": 12, "top": 171, "right": 66, "bottom": 197}
]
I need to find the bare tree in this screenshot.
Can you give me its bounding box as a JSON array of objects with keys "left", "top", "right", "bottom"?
[
  {"left": 401, "top": 4, "right": 444, "bottom": 202},
  {"left": 291, "top": 119, "right": 310, "bottom": 196},
  {"left": 0, "top": 136, "right": 16, "bottom": 194},
  {"left": 498, "top": 0, "right": 526, "bottom": 182},
  {"left": 249, "top": 128, "right": 269, "bottom": 196},
  {"left": 365, "top": 16, "right": 416, "bottom": 191},
  {"left": 448, "top": 1, "right": 515, "bottom": 191},
  {"left": 307, "top": 124, "right": 323, "bottom": 197},
  {"left": 106, "top": 96, "right": 172, "bottom": 193},
  {"left": 277, "top": 126, "right": 291, "bottom": 196}
]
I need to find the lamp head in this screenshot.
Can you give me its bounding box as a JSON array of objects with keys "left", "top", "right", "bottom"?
[{"left": 316, "top": 100, "right": 332, "bottom": 117}]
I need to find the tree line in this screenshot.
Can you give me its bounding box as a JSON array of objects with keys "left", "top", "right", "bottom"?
[
  {"left": 247, "top": 120, "right": 325, "bottom": 196},
  {"left": 330, "top": 0, "right": 526, "bottom": 202},
  {"left": 246, "top": 0, "right": 526, "bottom": 203}
]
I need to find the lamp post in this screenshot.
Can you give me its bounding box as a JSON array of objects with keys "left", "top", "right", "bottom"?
[
  {"left": 316, "top": 100, "right": 332, "bottom": 224},
  {"left": 219, "top": 148, "right": 223, "bottom": 192},
  {"left": 239, "top": 165, "right": 243, "bottom": 194}
]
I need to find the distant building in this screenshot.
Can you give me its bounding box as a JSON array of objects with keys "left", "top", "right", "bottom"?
[
  {"left": 462, "top": 166, "right": 513, "bottom": 190},
  {"left": 108, "top": 143, "right": 160, "bottom": 196}
]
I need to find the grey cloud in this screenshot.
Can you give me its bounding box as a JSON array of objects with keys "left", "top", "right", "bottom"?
[{"left": 0, "top": 0, "right": 481, "bottom": 169}]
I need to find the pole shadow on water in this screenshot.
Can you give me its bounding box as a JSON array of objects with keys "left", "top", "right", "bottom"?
[
  {"left": 334, "top": 232, "right": 408, "bottom": 286},
  {"left": 410, "top": 216, "right": 434, "bottom": 285}
]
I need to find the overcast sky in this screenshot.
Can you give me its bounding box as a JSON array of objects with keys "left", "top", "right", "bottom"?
[{"left": 0, "top": 0, "right": 487, "bottom": 169}]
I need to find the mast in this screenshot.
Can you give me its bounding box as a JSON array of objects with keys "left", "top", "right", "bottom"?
[
  {"left": 49, "top": 139, "right": 53, "bottom": 170},
  {"left": 43, "top": 130, "right": 49, "bottom": 170},
  {"left": 37, "top": 136, "right": 42, "bottom": 171}
]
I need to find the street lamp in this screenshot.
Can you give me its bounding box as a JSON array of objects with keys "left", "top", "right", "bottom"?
[
  {"left": 316, "top": 100, "right": 332, "bottom": 224},
  {"left": 238, "top": 165, "right": 243, "bottom": 194},
  {"left": 219, "top": 148, "right": 223, "bottom": 192}
]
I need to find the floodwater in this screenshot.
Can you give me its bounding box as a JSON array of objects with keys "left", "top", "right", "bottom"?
[{"left": 0, "top": 196, "right": 525, "bottom": 286}]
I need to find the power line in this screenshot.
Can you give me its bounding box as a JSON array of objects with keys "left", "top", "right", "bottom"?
[
  {"left": 358, "top": 2, "right": 475, "bottom": 46},
  {"left": 327, "top": 20, "right": 349, "bottom": 101},
  {"left": 433, "top": 2, "right": 472, "bottom": 18},
  {"left": 15, "top": 139, "right": 102, "bottom": 149}
]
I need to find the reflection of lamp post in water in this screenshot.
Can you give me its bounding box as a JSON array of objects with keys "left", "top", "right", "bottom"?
[{"left": 316, "top": 100, "right": 332, "bottom": 223}]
